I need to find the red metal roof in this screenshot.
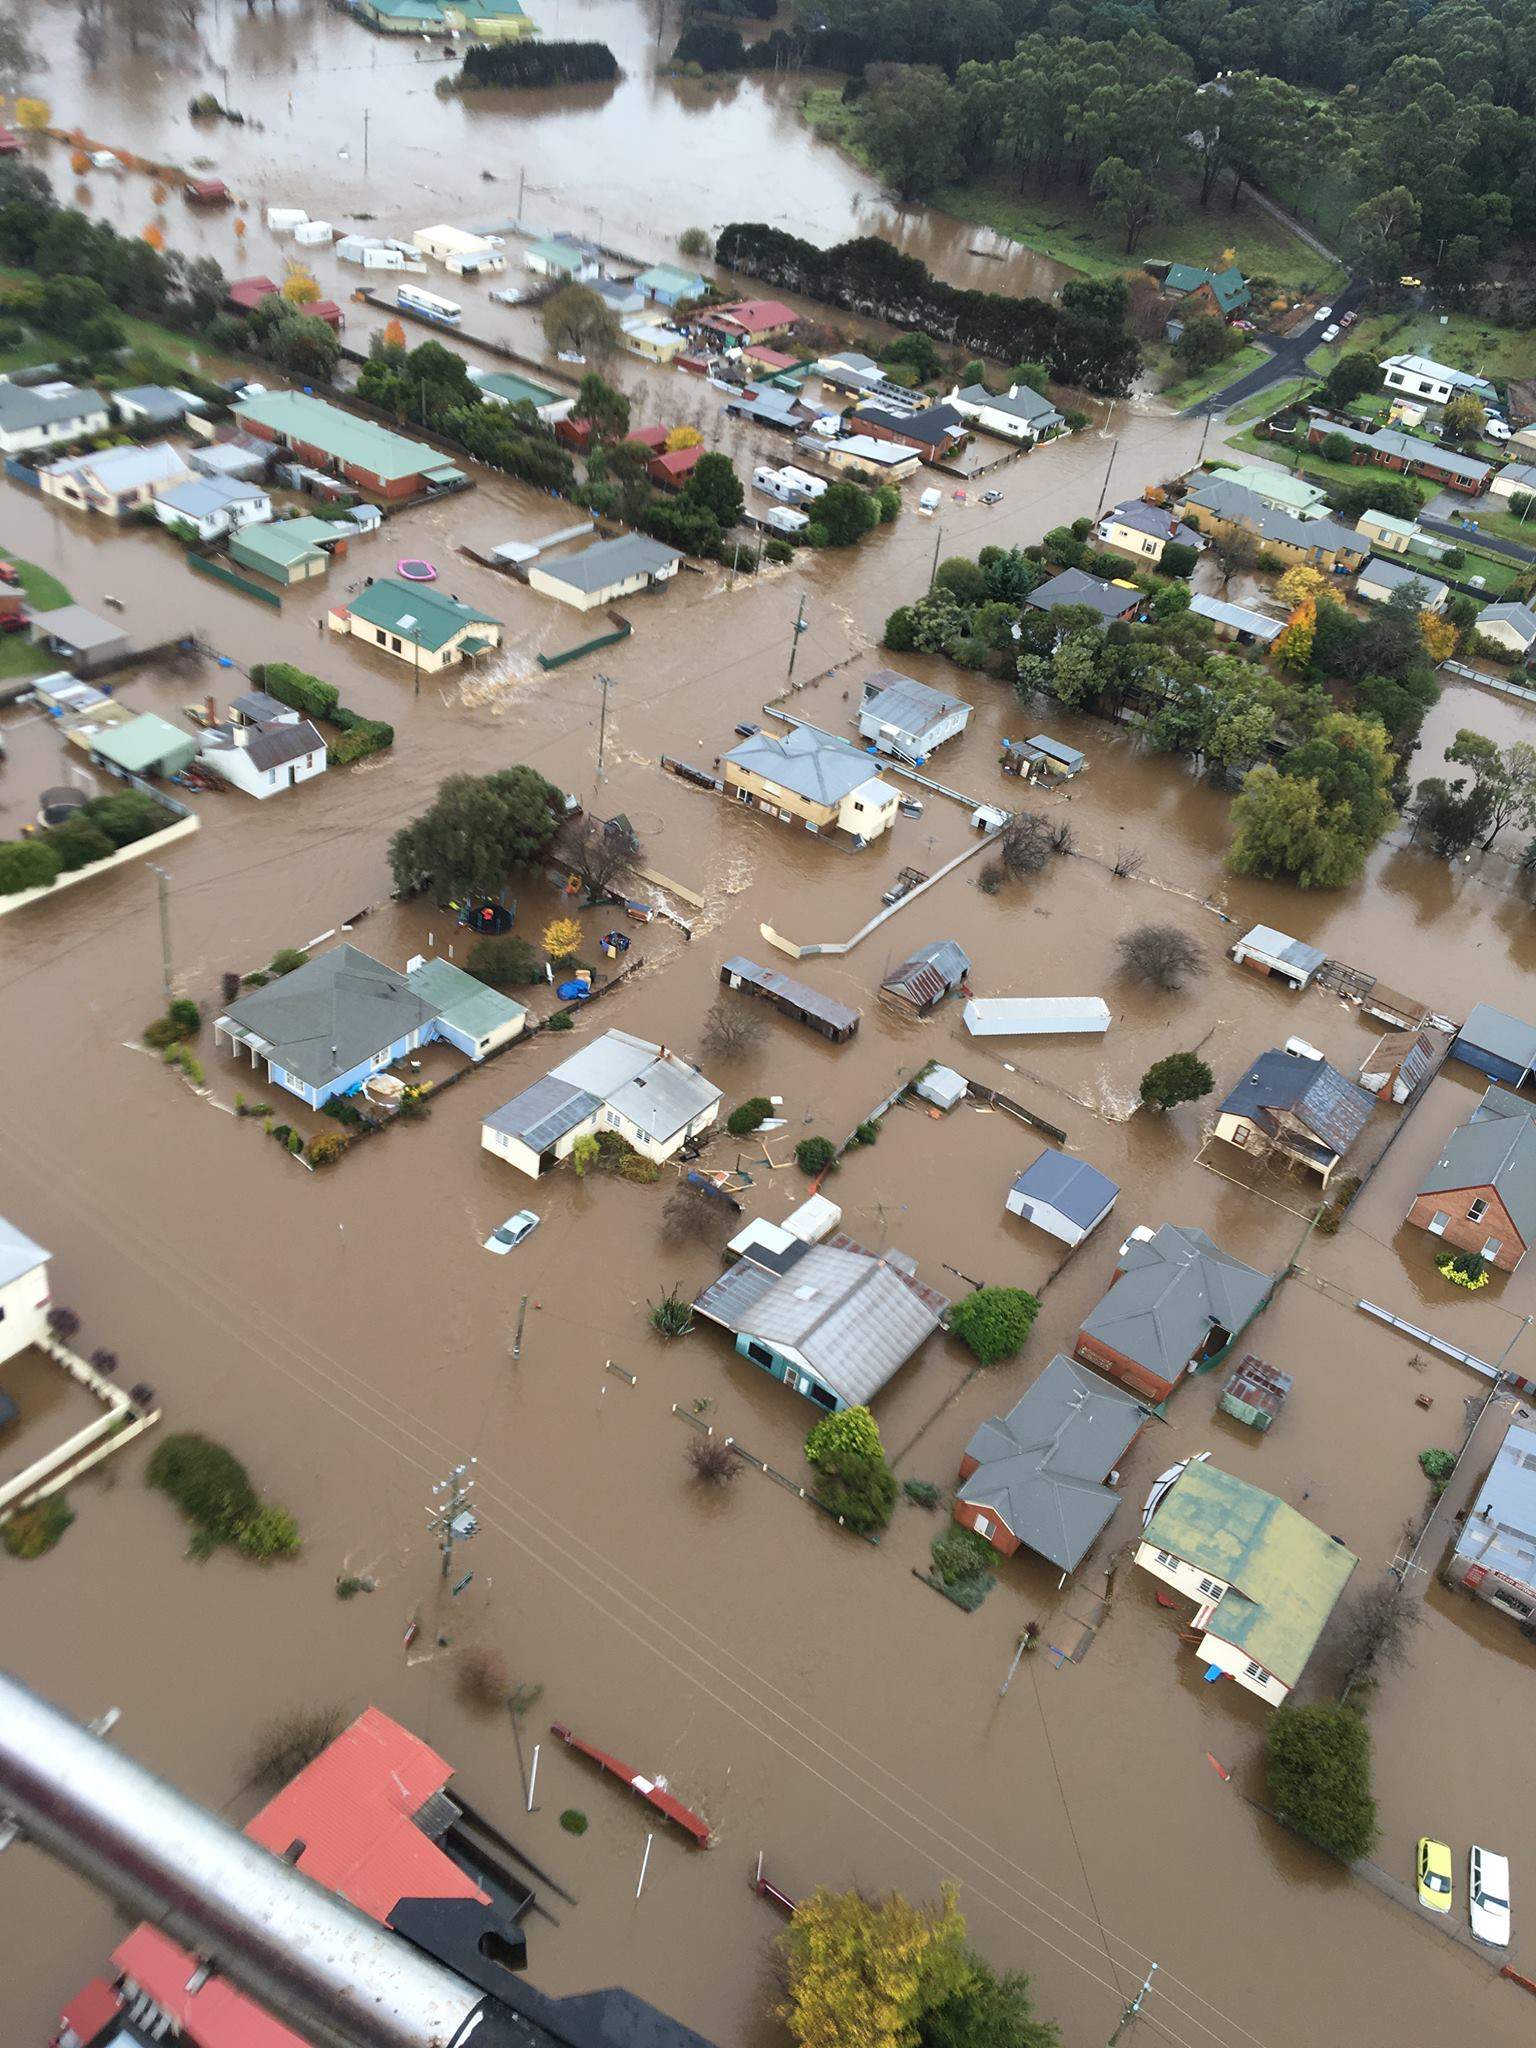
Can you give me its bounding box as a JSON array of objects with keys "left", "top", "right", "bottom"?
[
  {"left": 743, "top": 345, "right": 795, "bottom": 371},
  {"left": 624, "top": 424, "right": 669, "bottom": 450},
  {"left": 703, "top": 298, "right": 796, "bottom": 335},
  {"left": 246, "top": 1704, "right": 486, "bottom": 1920},
  {"left": 186, "top": 179, "right": 230, "bottom": 201},
  {"left": 307, "top": 299, "right": 343, "bottom": 331},
  {"left": 227, "top": 275, "right": 279, "bottom": 311},
  {"left": 56, "top": 1975, "right": 121, "bottom": 2046},
  {"left": 649, "top": 445, "right": 703, "bottom": 484},
  {"left": 114, "top": 1928, "right": 304, "bottom": 2048}
]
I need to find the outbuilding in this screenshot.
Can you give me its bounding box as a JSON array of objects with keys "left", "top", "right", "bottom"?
[
  {"left": 1478, "top": 601, "right": 1536, "bottom": 657},
  {"left": 413, "top": 225, "right": 506, "bottom": 276},
  {"left": 718, "top": 956, "right": 860, "bottom": 1043},
  {"left": 1006, "top": 1150, "right": 1119, "bottom": 1247},
  {"left": 880, "top": 941, "right": 970, "bottom": 1012},
  {"left": 86, "top": 711, "right": 198, "bottom": 781},
  {"left": 963, "top": 996, "right": 1110, "bottom": 1037},
  {"left": 527, "top": 534, "right": 684, "bottom": 612},
  {"left": 153, "top": 474, "right": 272, "bottom": 542},
  {"left": 855, "top": 669, "right": 971, "bottom": 760},
  {"left": 1230, "top": 924, "right": 1325, "bottom": 991},
  {"left": 1356, "top": 557, "right": 1448, "bottom": 612},
  {"left": 1452, "top": 1002, "right": 1536, "bottom": 1089}
]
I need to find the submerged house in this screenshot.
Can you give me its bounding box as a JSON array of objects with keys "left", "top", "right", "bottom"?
[
  {"left": 328, "top": 579, "right": 501, "bottom": 673},
  {"left": 482, "top": 1029, "right": 720, "bottom": 1178},
  {"left": 1076, "top": 1224, "right": 1272, "bottom": 1404},
  {"left": 722, "top": 727, "right": 900, "bottom": 846},
  {"left": 214, "top": 945, "right": 524, "bottom": 1108},
  {"left": 1137, "top": 1457, "right": 1357, "bottom": 1705},
  {"left": 1407, "top": 1085, "right": 1536, "bottom": 1273},
  {"left": 953, "top": 1354, "right": 1151, "bottom": 1573},
  {"left": 1229, "top": 924, "right": 1326, "bottom": 992},
  {"left": 1212, "top": 1046, "right": 1374, "bottom": 1186},
  {"left": 1448, "top": 1415, "right": 1536, "bottom": 1622},
  {"left": 855, "top": 669, "right": 971, "bottom": 760},
  {"left": 693, "top": 1232, "right": 948, "bottom": 1413},
  {"left": 718, "top": 956, "right": 860, "bottom": 1043}
]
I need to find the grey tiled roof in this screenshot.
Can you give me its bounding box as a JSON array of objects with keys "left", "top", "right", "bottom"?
[
  {"left": 218, "top": 944, "right": 436, "bottom": 1089},
  {"left": 1420, "top": 1100, "right": 1536, "bottom": 1243},
  {"left": 957, "top": 1354, "right": 1148, "bottom": 1570},
  {"left": 1081, "top": 1224, "right": 1270, "bottom": 1381},
  {"left": 1452, "top": 1417, "right": 1536, "bottom": 1585},
  {"left": 1183, "top": 475, "right": 1364, "bottom": 559},
  {"left": 725, "top": 724, "right": 880, "bottom": 806},
  {"left": 537, "top": 534, "right": 683, "bottom": 595},
  {"left": 1025, "top": 568, "right": 1140, "bottom": 620}
]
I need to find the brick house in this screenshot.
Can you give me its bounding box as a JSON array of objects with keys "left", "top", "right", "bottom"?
[
  {"left": 1305, "top": 418, "right": 1490, "bottom": 496},
  {"left": 233, "top": 390, "right": 459, "bottom": 501},
  {"left": 1407, "top": 1085, "right": 1536, "bottom": 1272},
  {"left": 1075, "top": 1224, "right": 1272, "bottom": 1404},
  {"left": 844, "top": 401, "right": 967, "bottom": 463}
]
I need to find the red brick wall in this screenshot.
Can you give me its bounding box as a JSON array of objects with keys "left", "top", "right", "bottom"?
[
  {"left": 952, "top": 1496, "right": 1020, "bottom": 1557},
  {"left": 1406, "top": 1187, "right": 1524, "bottom": 1271},
  {"left": 1073, "top": 1332, "right": 1174, "bottom": 1404}
]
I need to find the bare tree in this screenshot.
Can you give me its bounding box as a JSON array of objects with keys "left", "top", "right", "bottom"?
[
  {"left": 1336, "top": 1576, "right": 1425, "bottom": 1700},
  {"left": 662, "top": 1180, "right": 734, "bottom": 1245},
  {"left": 1116, "top": 922, "right": 1207, "bottom": 993},
  {"left": 248, "top": 1704, "right": 348, "bottom": 1789},
  {"left": 999, "top": 812, "right": 1056, "bottom": 876},
  {"left": 556, "top": 811, "right": 640, "bottom": 906},
  {"left": 686, "top": 1434, "right": 740, "bottom": 1486},
  {"left": 1111, "top": 844, "right": 1145, "bottom": 879},
  {"left": 456, "top": 1646, "right": 510, "bottom": 1712},
  {"left": 698, "top": 995, "right": 766, "bottom": 1061}
]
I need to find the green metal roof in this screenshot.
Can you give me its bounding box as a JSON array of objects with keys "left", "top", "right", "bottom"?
[
  {"left": 235, "top": 391, "right": 442, "bottom": 486},
  {"left": 346, "top": 577, "right": 497, "bottom": 652},
  {"left": 406, "top": 956, "right": 526, "bottom": 1040},
  {"left": 1145, "top": 1460, "right": 1356, "bottom": 1686},
  {"left": 528, "top": 239, "right": 589, "bottom": 272},
  {"left": 90, "top": 712, "right": 197, "bottom": 777},
  {"left": 478, "top": 370, "right": 561, "bottom": 409},
  {"left": 1212, "top": 463, "right": 1327, "bottom": 513},
  {"left": 231, "top": 523, "right": 328, "bottom": 571},
  {"left": 1164, "top": 263, "right": 1248, "bottom": 313},
  {"left": 365, "top": 0, "right": 443, "bottom": 18},
  {"left": 636, "top": 263, "right": 708, "bottom": 297}
]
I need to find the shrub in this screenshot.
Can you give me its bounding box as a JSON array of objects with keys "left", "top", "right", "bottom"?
[
  {"left": 268, "top": 948, "right": 308, "bottom": 976},
  {"left": 852, "top": 1120, "right": 879, "bottom": 1146},
  {"left": 903, "top": 1478, "right": 942, "bottom": 1510},
  {"left": 43, "top": 819, "right": 113, "bottom": 870},
  {"left": 258, "top": 660, "right": 340, "bottom": 722},
  {"left": 765, "top": 538, "right": 793, "bottom": 563},
  {"left": 1116, "top": 923, "right": 1206, "bottom": 993},
  {"left": 572, "top": 1133, "right": 599, "bottom": 1177},
  {"left": 618, "top": 1152, "right": 659, "bottom": 1183},
  {"left": 727, "top": 1096, "right": 772, "bottom": 1135},
  {"left": 305, "top": 1132, "right": 348, "bottom": 1167},
  {"left": 236, "top": 1504, "right": 301, "bottom": 1561},
  {"left": 947, "top": 1286, "right": 1039, "bottom": 1365},
  {"left": 805, "top": 1405, "right": 883, "bottom": 1466},
  {"left": 336, "top": 1574, "right": 371, "bottom": 1598},
  {"left": 1162, "top": 541, "right": 1198, "bottom": 578},
  {"left": 0, "top": 839, "right": 63, "bottom": 894},
  {"left": 2, "top": 1495, "right": 74, "bottom": 1559},
  {"left": 78, "top": 791, "right": 166, "bottom": 848},
  {"left": 1140, "top": 1051, "right": 1214, "bottom": 1110},
  {"left": 547, "top": 1010, "right": 575, "bottom": 1031},
  {"left": 147, "top": 1432, "right": 258, "bottom": 1547},
  {"left": 543, "top": 915, "right": 583, "bottom": 961},
  {"left": 248, "top": 1704, "right": 348, "bottom": 1789},
  {"left": 456, "top": 1646, "right": 509, "bottom": 1711},
  {"left": 143, "top": 1015, "right": 183, "bottom": 1048},
  {"left": 814, "top": 1447, "right": 896, "bottom": 1534},
  {"left": 560, "top": 1807, "right": 589, "bottom": 1834},
  {"left": 795, "top": 1135, "right": 836, "bottom": 1176},
  {"left": 1436, "top": 1248, "right": 1488, "bottom": 1289},
  {"left": 467, "top": 934, "right": 540, "bottom": 986},
  {"left": 930, "top": 1523, "right": 996, "bottom": 1589},
  {"left": 168, "top": 996, "right": 201, "bottom": 1033},
  {"left": 649, "top": 1284, "right": 695, "bottom": 1337},
  {"left": 46, "top": 1306, "right": 81, "bottom": 1342},
  {"left": 1266, "top": 1701, "right": 1377, "bottom": 1862},
  {"left": 686, "top": 1434, "right": 740, "bottom": 1485},
  {"left": 1419, "top": 1448, "right": 1456, "bottom": 1483}
]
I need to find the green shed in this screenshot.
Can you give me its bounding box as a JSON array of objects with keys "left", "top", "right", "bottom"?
[{"left": 88, "top": 712, "right": 197, "bottom": 779}]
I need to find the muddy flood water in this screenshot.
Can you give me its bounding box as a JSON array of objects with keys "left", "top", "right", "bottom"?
[{"left": 2, "top": 11, "right": 1536, "bottom": 2048}]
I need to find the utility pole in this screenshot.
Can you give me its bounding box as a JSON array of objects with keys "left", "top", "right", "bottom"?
[
  {"left": 1095, "top": 438, "right": 1118, "bottom": 517},
  {"left": 145, "top": 863, "right": 173, "bottom": 1002},
  {"left": 517, "top": 165, "right": 527, "bottom": 219},
  {"left": 927, "top": 521, "right": 944, "bottom": 592},
  {"left": 786, "top": 593, "right": 808, "bottom": 679},
  {"left": 595, "top": 672, "right": 615, "bottom": 782},
  {"left": 427, "top": 1460, "right": 477, "bottom": 1580},
  {"left": 363, "top": 108, "right": 370, "bottom": 175},
  {"left": 1108, "top": 1962, "right": 1158, "bottom": 2046}
]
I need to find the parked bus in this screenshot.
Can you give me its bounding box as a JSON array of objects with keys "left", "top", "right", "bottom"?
[{"left": 396, "top": 284, "right": 462, "bottom": 328}]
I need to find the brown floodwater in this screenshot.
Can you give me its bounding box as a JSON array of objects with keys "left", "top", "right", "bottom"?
[
  {"left": 5, "top": 372, "right": 1536, "bottom": 2048},
  {"left": 4, "top": 14, "right": 1536, "bottom": 2045}
]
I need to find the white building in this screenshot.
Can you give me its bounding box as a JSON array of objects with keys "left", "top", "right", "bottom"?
[
  {"left": 153, "top": 475, "right": 273, "bottom": 542},
  {"left": 1381, "top": 353, "right": 1497, "bottom": 407},
  {"left": 482, "top": 1029, "right": 721, "bottom": 1179},
  {"left": 413, "top": 224, "right": 506, "bottom": 276},
  {"left": 945, "top": 380, "right": 1064, "bottom": 445},
  {"left": 1488, "top": 461, "right": 1536, "bottom": 504},
  {"left": 41, "top": 440, "right": 192, "bottom": 517},
  {"left": 196, "top": 712, "right": 328, "bottom": 798},
  {"left": 1230, "top": 924, "right": 1325, "bottom": 990},
  {"left": 1356, "top": 557, "right": 1448, "bottom": 612},
  {"left": 0, "top": 1216, "right": 50, "bottom": 1368},
  {"left": 0, "top": 381, "right": 109, "bottom": 457},
  {"left": 527, "top": 534, "right": 684, "bottom": 612},
  {"left": 856, "top": 668, "right": 971, "bottom": 759},
  {"left": 1478, "top": 602, "right": 1536, "bottom": 657}
]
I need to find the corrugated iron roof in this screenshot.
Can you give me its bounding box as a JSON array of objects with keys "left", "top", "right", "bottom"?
[
  {"left": 1082, "top": 1224, "right": 1270, "bottom": 1380},
  {"left": 1218, "top": 1049, "right": 1374, "bottom": 1158}
]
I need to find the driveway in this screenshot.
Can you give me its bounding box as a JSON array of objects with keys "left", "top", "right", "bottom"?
[
  {"left": 1186, "top": 276, "right": 1367, "bottom": 418},
  {"left": 1420, "top": 504, "right": 1536, "bottom": 565}
]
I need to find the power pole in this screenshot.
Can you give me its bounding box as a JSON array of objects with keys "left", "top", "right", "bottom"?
[
  {"left": 145, "top": 862, "right": 173, "bottom": 1002},
  {"left": 427, "top": 1460, "right": 477, "bottom": 1580},
  {"left": 786, "top": 593, "right": 808, "bottom": 679},
  {"left": 1107, "top": 1962, "right": 1158, "bottom": 2046},
  {"left": 363, "top": 107, "right": 370, "bottom": 175},
  {"left": 595, "top": 672, "right": 615, "bottom": 782},
  {"left": 1095, "top": 438, "right": 1118, "bottom": 517},
  {"left": 927, "top": 521, "right": 944, "bottom": 592}
]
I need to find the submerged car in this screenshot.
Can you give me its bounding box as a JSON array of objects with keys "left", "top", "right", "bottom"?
[
  {"left": 981, "top": 489, "right": 1004, "bottom": 505},
  {"left": 484, "top": 1209, "right": 540, "bottom": 1255},
  {"left": 1470, "top": 1846, "right": 1511, "bottom": 1946},
  {"left": 1417, "top": 1837, "right": 1453, "bottom": 1913}
]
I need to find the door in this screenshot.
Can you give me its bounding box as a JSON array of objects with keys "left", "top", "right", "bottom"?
[{"left": 287, "top": 765, "right": 296, "bottom": 787}]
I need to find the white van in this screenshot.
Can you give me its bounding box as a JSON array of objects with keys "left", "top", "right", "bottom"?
[{"left": 919, "top": 486, "right": 942, "bottom": 514}]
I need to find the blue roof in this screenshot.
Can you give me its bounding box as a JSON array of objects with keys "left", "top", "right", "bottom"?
[{"left": 1010, "top": 1150, "right": 1119, "bottom": 1228}]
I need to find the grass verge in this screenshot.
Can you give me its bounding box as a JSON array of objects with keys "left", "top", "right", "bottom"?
[
  {"left": 1159, "top": 344, "right": 1268, "bottom": 411},
  {"left": 1227, "top": 376, "right": 1314, "bottom": 425}
]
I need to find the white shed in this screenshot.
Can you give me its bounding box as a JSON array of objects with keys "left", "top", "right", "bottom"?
[
  {"left": 413, "top": 224, "right": 507, "bottom": 276},
  {"left": 856, "top": 669, "right": 971, "bottom": 761},
  {"left": 265, "top": 207, "right": 308, "bottom": 234},
  {"left": 1231, "top": 924, "right": 1326, "bottom": 991},
  {"left": 293, "top": 219, "right": 334, "bottom": 247},
  {"left": 963, "top": 997, "right": 1110, "bottom": 1037}
]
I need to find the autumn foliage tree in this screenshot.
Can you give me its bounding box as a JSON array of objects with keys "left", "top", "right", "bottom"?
[
  {"left": 1276, "top": 564, "right": 1327, "bottom": 608},
  {"left": 664, "top": 424, "right": 703, "bottom": 450},
  {"left": 542, "top": 916, "right": 582, "bottom": 962},
  {"left": 141, "top": 221, "right": 165, "bottom": 250},
  {"left": 282, "top": 263, "right": 320, "bottom": 306},
  {"left": 1419, "top": 610, "right": 1457, "bottom": 664},
  {"left": 15, "top": 97, "right": 50, "bottom": 132},
  {"left": 1273, "top": 597, "right": 1316, "bottom": 673},
  {"left": 382, "top": 317, "right": 406, "bottom": 349}
]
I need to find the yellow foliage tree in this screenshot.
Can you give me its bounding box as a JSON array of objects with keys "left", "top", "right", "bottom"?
[
  {"left": 382, "top": 317, "right": 407, "bottom": 350},
  {"left": 1276, "top": 564, "right": 1327, "bottom": 608},
  {"left": 233, "top": 215, "right": 247, "bottom": 238},
  {"left": 282, "top": 264, "right": 321, "bottom": 307},
  {"left": 141, "top": 222, "right": 165, "bottom": 251},
  {"left": 664, "top": 424, "right": 703, "bottom": 451},
  {"left": 152, "top": 181, "right": 167, "bottom": 206},
  {"left": 542, "top": 916, "right": 582, "bottom": 961},
  {"left": 1420, "top": 610, "right": 1457, "bottom": 664},
  {"left": 777, "top": 1885, "right": 971, "bottom": 2048},
  {"left": 1273, "top": 597, "right": 1316, "bottom": 673},
  {"left": 15, "top": 98, "right": 50, "bottom": 132}
]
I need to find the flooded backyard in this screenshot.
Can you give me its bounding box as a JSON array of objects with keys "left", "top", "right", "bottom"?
[{"left": 1, "top": 10, "right": 1536, "bottom": 2047}]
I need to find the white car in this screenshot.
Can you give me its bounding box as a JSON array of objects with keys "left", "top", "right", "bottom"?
[
  {"left": 1470, "top": 1846, "right": 1511, "bottom": 1947},
  {"left": 557, "top": 350, "right": 586, "bottom": 364},
  {"left": 489, "top": 286, "right": 523, "bottom": 307},
  {"left": 1314, "top": 304, "right": 1334, "bottom": 323},
  {"left": 1487, "top": 418, "right": 1512, "bottom": 442},
  {"left": 484, "top": 1209, "right": 540, "bottom": 1255},
  {"left": 89, "top": 150, "right": 122, "bottom": 172},
  {"left": 1321, "top": 323, "right": 1341, "bottom": 343}
]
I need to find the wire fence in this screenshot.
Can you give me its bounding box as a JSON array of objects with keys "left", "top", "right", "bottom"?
[{"left": 670, "top": 1405, "right": 881, "bottom": 1545}]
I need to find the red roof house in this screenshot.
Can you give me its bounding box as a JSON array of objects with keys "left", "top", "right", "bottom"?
[
  {"left": 699, "top": 298, "right": 798, "bottom": 343},
  {"left": 743, "top": 344, "right": 796, "bottom": 373},
  {"left": 623, "top": 424, "right": 670, "bottom": 452},
  {"left": 648, "top": 443, "right": 704, "bottom": 490},
  {"left": 0, "top": 125, "right": 23, "bottom": 156},
  {"left": 185, "top": 178, "right": 231, "bottom": 205},
  {"left": 226, "top": 274, "right": 280, "bottom": 314},
  {"left": 306, "top": 298, "right": 343, "bottom": 332}
]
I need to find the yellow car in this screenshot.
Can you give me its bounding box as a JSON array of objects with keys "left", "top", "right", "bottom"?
[{"left": 1417, "top": 1837, "right": 1454, "bottom": 1913}]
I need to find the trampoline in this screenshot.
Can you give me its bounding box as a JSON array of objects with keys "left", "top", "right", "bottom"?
[
  {"left": 38, "top": 787, "right": 86, "bottom": 827},
  {"left": 396, "top": 557, "right": 438, "bottom": 582},
  {"left": 459, "top": 900, "right": 513, "bottom": 934}
]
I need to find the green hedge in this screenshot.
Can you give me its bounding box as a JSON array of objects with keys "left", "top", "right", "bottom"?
[{"left": 252, "top": 662, "right": 394, "bottom": 764}]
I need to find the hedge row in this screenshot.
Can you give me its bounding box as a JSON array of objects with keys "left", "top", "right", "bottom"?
[{"left": 252, "top": 661, "right": 394, "bottom": 763}]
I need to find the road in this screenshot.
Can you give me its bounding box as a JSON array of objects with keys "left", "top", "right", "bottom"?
[
  {"left": 1187, "top": 274, "right": 1367, "bottom": 418},
  {"left": 1421, "top": 511, "right": 1536, "bottom": 565}
]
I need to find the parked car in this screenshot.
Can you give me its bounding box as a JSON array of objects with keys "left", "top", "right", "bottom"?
[
  {"left": 1470, "top": 1846, "right": 1511, "bottom": 1946},
  {"left": 734, "top": 721, "right": 760, "bottom": 739},
  {"left": 489, "top": 287, "right": 523, "bottom": 306},
  {"left": 898, "top": 796, "right": 923, "bottom": 818},
  {"left": 0, "top": 560, "right": 20, "bottom": 587},
  {"left": 1314, "top": 304, "right": 1334, "bottom": 324},
  {"left": 981, "top": 489, "right": 1004, "bottom": 505},
  {"left": 0, "top": 613, "right": 27, "bottom": 634},
  {"left": 1340, "top": 310, "right": 1359, "bottom": 328},
  {"left": 1321, "top": 323, "right": 1341, "bottom": 343},
  {"left": 1416, "top": 1837, "right": 1454, "bottom": 1913},
  {"left": 557, "top": 350, "right": 586, "bottom": 365},
  {"left": 1487, "top": 418, "right": 1512, "bottom": 442},
  {"left": 484, "top": 1209, "right": 540, "bottom": 1255}
]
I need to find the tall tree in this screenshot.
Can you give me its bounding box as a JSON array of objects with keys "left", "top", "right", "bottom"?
[
  {"left": 1341, "top": 185, "right": 1422, "bottom": 287},
  {"left": 858, "top": 69, "right": 965, "bottom": 201},
  {"left": 1444, "top": 730, "right": 1536, "bottom": 850},
  {"left": 388, "top": 768, "right": 564, "bottom": 904},
  {"left": 1090, "top": 156, "right": 1166, "bottom": 255}
]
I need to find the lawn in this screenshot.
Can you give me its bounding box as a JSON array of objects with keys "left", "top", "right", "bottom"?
[
  {"left": 0, "top": 550, "right": 72, "bottom": 679},
  {"left": 1453, "top": 498, "right": 1536, "bottom": 549},
  {"left": 1225, "top": 423, "right": 1437, "bottom": 507},
  {"left": 800, "top": 89, "right": 1342, "bottom": 297},
  {"left": 1310, "top": 308, "right": 1536, "bottom": 385},
  {"left": 1159, "top": 343, "right": 1268, "bottom": 410},
  {"left": 1226, "top": 375, "right": 1315, "bottom": 425},
  {"left": 3, "top": 550, "right": 71, "bottom": 613}
]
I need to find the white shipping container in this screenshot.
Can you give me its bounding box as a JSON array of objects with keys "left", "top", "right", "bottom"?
[
  {"left": 293, "top": 219, "right": 334, "bottom": 247},
  {"left": 266, "top": 207, "right": 309, "bottom": 233}
]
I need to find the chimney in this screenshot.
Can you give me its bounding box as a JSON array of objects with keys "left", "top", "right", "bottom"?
[
  {"left": 205, "top": 693, "right": 216, "bottom": 724},
  {"left": 233, "top": 724, "right": 249, "bottom": 748}
]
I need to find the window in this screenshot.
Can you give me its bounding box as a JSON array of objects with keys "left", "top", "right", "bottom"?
[
  {"left": 1153, "top": 1549, "right": 1177, "bottom": 1569},
  {"left": 745, "top": 1341, "right": 774, "bottom": 1369},
  {"left": 390, "top": 636, "right": 402, "bottom": 654},
  {"left": 1428, "top": 1210, "right": 1450, "bottom": 1235},
  {"left": 1197, "top": 1576, "right": 1224, "bottom": 1599},
  {"left": 1483, "top": 1238, "right": 1503, "bottom": 1260},
  {"left": 1468, "top": 1198, "right": 1489, "bottom": 1223},
  {"left": 1230, "top": 1124, "right": 1249, "bottom": 1147},
  {"left": 375, "top": 627, "right": 386, "bottom": 643},
  {"left": 1244, "top": 1661, "right": 1266, "bottom": 1681},
  {"left": 973, "top": 1515, "right": 993, "bottom": 1538}
]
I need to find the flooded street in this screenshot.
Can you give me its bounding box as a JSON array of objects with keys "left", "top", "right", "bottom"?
[{"left": 2, "top": 11, "right": 1536, "bottom": 2048}]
